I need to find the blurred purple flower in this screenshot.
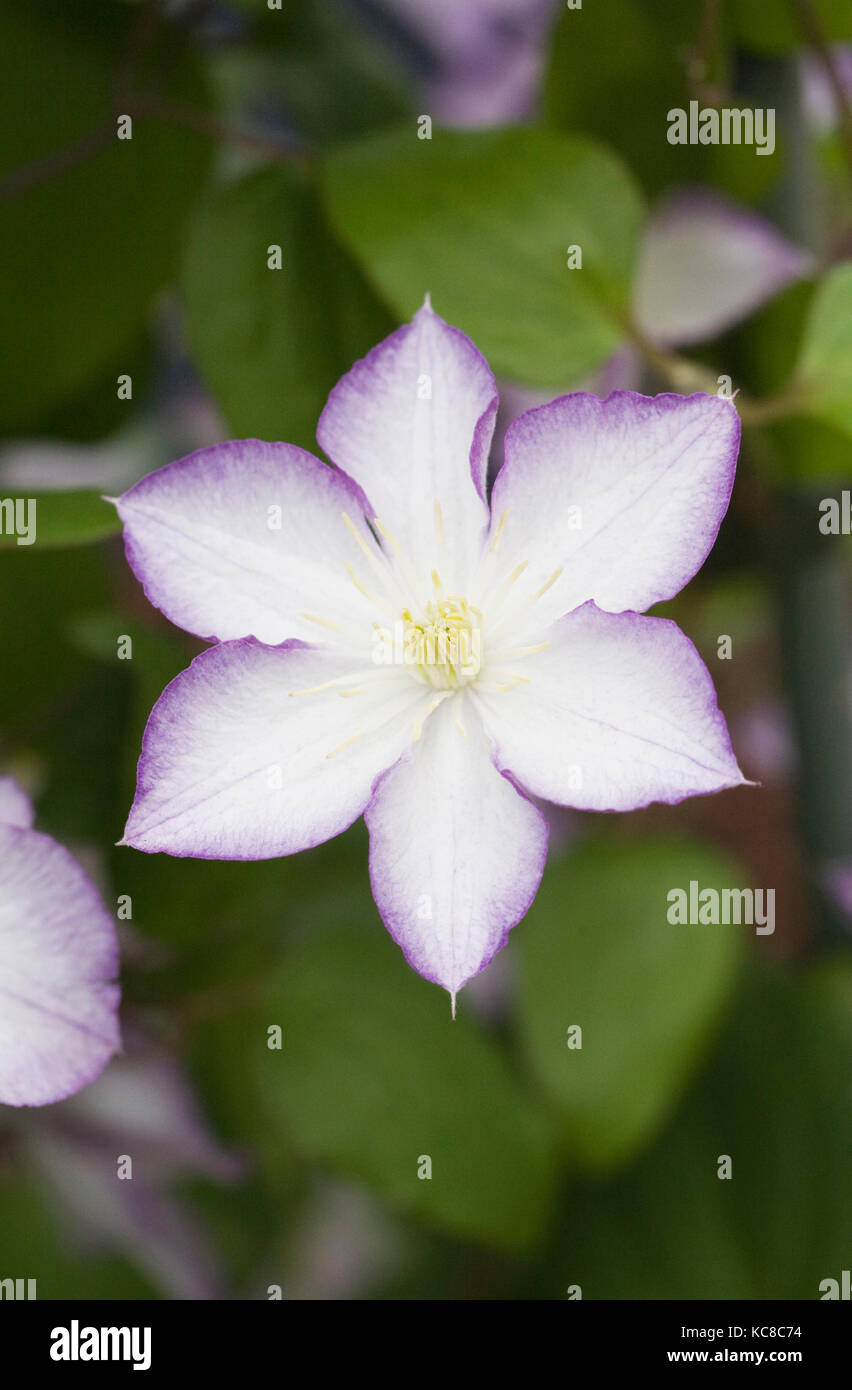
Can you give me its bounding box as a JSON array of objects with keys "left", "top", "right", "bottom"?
[
  {"left": 633, "top": 188, "right": 815, "bottom": 349},
  {"left": 378, "top": 0, "right": 557, "bottom": 126},
  {"left": 821, "top": 861, "right": 852, "bottom": 930},
  {"left": 273, "top": 1178, "right": 401, "bottom": 1301},
  {"left": 0, "top": 778, "right": 120, "bottom": 1106},
  {"left": 9, "top": 1041, "right": 242, "bottom": 1299},
  {"left": 801, "top": 45, "right": 852, "bottom": 131},
  {"left": 731, "top": 700, "right": 796, "bottom": 785}
]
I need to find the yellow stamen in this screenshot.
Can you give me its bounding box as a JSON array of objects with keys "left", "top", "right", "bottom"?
[
  {"left": 490, "top": 508, "right": 509, "bottom": 553},
  {"left": 300, "top": 612, "right": 342, "bottom": 633},
  {"left": 373, "top": 516, "right": 402, "bottom": 552},
  {"left": 345, "top": 563, "right": 373, "bottom": 599},
  {"left": 414, "top": 694, "right": 452, "bottom": 739},
  {"left": 504, "top": 560, "right": 528, "bottom": 589},
  {"left": 289, "top": 678, "right": 344, "bottom": 697},
  {"left": 497, "top": 641, "right": 550, "bottom": 659},
  {"left": 434, "top": 500, "right": 444, "bottom": 548},
  {"left": 454, "top": 718, "right": 468, "bottom": 739},
  {"left": 534, "top": 567, "right": 564, "bottom": 599},
  {"left": 326, "top": 730, "right": 365, "bottom": 759},
  {"left": 338, "top": 687, "right": 366, "bottom": 698},
  {"left": 341, "top": 511, "right": 377, "bottom": 564}
]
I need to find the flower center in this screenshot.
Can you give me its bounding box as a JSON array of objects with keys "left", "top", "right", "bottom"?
[{"left": 402, "top": 593, "right": 482, "bottom": 690}]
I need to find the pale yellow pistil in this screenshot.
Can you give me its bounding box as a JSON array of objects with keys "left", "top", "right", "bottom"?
[{"left": 402, "top": 588, "right": 482, "bottom": 691}]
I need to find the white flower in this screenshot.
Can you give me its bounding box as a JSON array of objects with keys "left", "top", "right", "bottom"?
[
  {"left": 0, "top": 777, "right": 119, "bottom": 1104},
  {"left": 115, "top": 301, "right": 745, "bottom": 1004}
]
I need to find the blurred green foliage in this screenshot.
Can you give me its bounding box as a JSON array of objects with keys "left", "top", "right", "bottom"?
[
  {"left": 0, "top": 0, "right": 211, "bottom": 433},
  {"left": 183, "top": 167, "right": 394, "bottom": 450},
  {"left": 0, "top": 0, "right": 850, "bottom": 1302},
  {"left": 323, "top": 125, "right": 643, "bottom": 385},
  {"left": 518, "top": 838, "right": 744, "bottom": 1170},
  {"left": 794, "top": 263, "right": 852, "bottom": 436},
  {"left": 0, "top": 492, "right": 121, "bottom": 550},
  {"left": 526, "top": 958, "right": 852, "bottom": 1299}
]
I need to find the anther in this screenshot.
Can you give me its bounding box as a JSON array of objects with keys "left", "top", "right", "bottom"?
[
  {"left": 490, "top": 508, "right": 509, "bottom": 554},
  {"left": 300, "top": 612, "right": 343, "bottom": 633},
  {"left": 534, "top": 567, "right": 564, "bottom": 599},
  {"left": 345, "top": 563, "right": 373, "bottom": 599},
  {"left": 326, "top": 730, "right": 365, "bottom": 759},
  {"left": 434, "top": 500, "right": 444, "bottom": 548}
]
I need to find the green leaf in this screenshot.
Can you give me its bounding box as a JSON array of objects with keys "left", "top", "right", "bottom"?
[
  {"left": 525, "top": 959, "right": 852, "bottom": 1299},
  {"left": 792, "top": 262, "right": 852, "bottom": 437},
  {"left": 253, "top": 930, "right": 557, "bottom": 1252},
  {"left": 321, "top": 124, "right": 644, "bottom": 387},
  {"left": 0, "top": 490, "right": 120, "bottom": 549},
  {"left": 183, "top": 167, "right": 395, "bottom": 450},
  {"left": 0, "top": 0, "right": 212, "bottom": 434},
  {"left": 544, "top": 1, "right": 778, "bottom": 204},
  {"left": 721, "top": 275, "right": 852, "bottom": 480},
  {"left": 518, "top": 837, "right": 744, "bottom": 1170}
]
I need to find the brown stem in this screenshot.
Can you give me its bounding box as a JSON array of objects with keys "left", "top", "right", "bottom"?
[
  {"left": 0, "top": 97, "right": 305, "bottom": 207},
  {"left": 113, "top": 0, "right": 162, "bottom": 111},
  {"left": 688, "top": 0, "right": 728, "bottom": 106},
  {"left": 0, "top": 0, "right": 304, "bottom": 206},
  {"left": 126, "top": 93, "right": 308, "bottom": 166},
  {"left": 0, "top": 122, "right": 115, "bottom": 203},
  {"left": 627, "top": 323, "right": 807, "bottom": 425}
]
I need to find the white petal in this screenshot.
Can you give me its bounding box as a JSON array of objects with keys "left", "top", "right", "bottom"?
[
  {"left": 116, "top": 440, "right": 379, "bottom": 649},
  {"left": 365, "top": 698, "right": 548, "bottom": 998},
  {"left": 317, "top": 300, "right": 497, "bottom": 589},
  {"left": 0, "top": 827, "right": 120, "bottom": 1106},
  {"left": 476, "top": 604, "right": 746, "bottom": 810},
  {"left": 0, "top": 776, "right": 34, "bottom": 828},
  {"left": 123, "top": 639, "right": 434, "bottom": 858},
  {"left": 484, "top": 390, "right": 740, "bottom": 629}
]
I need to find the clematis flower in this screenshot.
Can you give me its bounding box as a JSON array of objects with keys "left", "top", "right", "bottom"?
[
  {"left": 114, "top": 301, "right": 746, "bottom": 1004},
  {"left": 0, "top": 777, "right": 120, "bottom": 1104}
]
